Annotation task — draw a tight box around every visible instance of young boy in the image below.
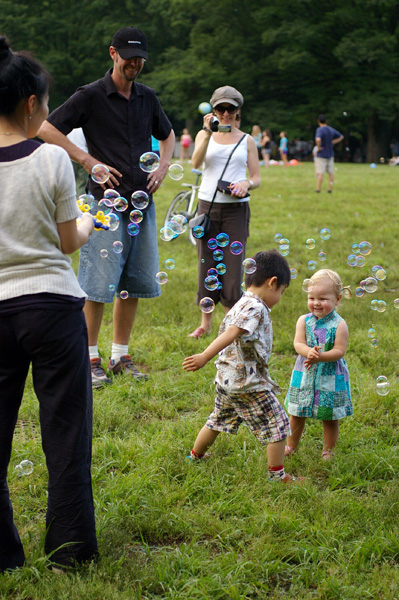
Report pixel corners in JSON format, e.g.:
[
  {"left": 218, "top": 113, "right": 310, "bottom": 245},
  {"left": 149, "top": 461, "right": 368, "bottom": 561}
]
[{"left": 183, "top": 250, "right": 301, "bottom": 483}]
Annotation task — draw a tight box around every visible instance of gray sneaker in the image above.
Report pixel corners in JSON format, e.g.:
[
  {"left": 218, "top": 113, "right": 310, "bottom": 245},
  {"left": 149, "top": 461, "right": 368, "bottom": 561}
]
[
  {"left": 108, "top": 354, "right": 148, "bottom": 381},
  {"left": 90, "top": 358, "right": 112, "bottom": 388}
]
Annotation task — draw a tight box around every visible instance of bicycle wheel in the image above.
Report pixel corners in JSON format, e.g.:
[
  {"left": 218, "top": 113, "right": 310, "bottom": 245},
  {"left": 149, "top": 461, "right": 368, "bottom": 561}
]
[{"left": 164, "top": 191, "right": 191, "bottom": 227}]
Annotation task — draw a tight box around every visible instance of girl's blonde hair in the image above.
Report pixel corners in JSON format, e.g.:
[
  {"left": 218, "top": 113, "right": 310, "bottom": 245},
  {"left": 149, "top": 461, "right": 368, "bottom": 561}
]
[{"left": 310, "top": 269, "right": 351, "bottom": 298}]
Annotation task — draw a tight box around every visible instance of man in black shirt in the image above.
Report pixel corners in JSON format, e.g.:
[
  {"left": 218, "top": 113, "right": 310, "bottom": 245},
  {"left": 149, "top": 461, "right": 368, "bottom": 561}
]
[{"left": 38, "top": 27, "right": 175, "bottom": 387}]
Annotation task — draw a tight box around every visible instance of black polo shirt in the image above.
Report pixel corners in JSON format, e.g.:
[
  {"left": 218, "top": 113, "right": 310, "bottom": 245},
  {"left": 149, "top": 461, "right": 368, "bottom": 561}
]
[{"left": 47, "top": 69, "right": 172, "bottom": 200}]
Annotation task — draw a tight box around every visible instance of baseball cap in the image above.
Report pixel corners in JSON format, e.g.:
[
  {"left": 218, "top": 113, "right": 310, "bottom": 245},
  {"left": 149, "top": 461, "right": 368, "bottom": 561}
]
[
  {"left": 111, "top": 27, "right": 148, "bottom": 60},
  {"left": 210, "top": 86, "right": 244, "bottom": 108}
]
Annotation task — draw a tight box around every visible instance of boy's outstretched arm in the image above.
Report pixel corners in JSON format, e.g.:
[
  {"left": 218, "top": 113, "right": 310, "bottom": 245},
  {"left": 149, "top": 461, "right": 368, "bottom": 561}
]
[{"left": 182, "top": 325, "right": 246, "bottom": 372}]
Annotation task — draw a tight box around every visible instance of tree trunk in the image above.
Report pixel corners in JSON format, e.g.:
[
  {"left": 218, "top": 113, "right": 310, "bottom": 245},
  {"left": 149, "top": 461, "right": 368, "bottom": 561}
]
[{"left": 367, "top": 112, "right": 393, "bottom": 163}]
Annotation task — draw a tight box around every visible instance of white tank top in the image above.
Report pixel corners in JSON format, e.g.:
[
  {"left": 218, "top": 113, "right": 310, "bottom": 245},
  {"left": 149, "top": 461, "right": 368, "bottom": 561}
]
[{"left": 198, "top": 134, "right": 249, "bottom": 204}]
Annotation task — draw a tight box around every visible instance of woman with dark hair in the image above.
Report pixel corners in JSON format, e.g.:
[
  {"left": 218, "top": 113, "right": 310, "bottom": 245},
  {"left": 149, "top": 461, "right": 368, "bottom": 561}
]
[
  {"left": 189, "top": 86, "right": 260, "bottom": 338},
  {"left": 0, "top": 36, "right": 97, "bottom": 571}
]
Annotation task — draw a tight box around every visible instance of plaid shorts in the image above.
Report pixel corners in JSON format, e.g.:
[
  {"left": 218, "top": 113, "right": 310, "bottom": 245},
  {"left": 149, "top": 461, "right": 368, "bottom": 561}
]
[{"left": 206, "top": 386, "right": 291, "bottom": 445}]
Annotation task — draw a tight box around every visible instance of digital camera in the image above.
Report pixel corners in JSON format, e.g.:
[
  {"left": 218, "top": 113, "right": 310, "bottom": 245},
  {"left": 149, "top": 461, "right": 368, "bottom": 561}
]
[{"left": 210, "top": 117, "right": 231, "bottom": 133}]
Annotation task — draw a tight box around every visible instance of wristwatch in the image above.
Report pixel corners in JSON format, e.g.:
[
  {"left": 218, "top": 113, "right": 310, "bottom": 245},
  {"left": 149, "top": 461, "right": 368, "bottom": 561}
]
[{"left": 202, "top": 126, "right": 212, "bottom": 133}]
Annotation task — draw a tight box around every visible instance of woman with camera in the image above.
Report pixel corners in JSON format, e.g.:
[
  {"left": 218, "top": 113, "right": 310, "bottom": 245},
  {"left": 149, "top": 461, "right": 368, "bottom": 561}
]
[{"left": 188, "top": 86, "right": 260, "bottom": 338}]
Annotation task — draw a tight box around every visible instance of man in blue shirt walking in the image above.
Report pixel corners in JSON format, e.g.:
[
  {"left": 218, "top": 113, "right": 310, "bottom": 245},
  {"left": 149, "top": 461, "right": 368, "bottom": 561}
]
[{"left": 315, "top": 115, "right": 343, "bottom": 193}]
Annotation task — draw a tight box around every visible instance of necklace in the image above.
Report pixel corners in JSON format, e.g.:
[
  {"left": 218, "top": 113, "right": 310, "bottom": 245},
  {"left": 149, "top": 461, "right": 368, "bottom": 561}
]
[{"left": 0, "top": 132, "right": 21, "bottom": 136}]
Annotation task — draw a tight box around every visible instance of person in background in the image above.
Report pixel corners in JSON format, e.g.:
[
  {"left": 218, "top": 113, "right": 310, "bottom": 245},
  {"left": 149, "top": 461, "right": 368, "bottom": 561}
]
[
  {"left": 314, "top": 114, "right": 343, "bottom": 193},
  {"left": 279, "top": 131, "right": 288, "bottom": 167},
  {"left": 261, "top": 129, "right": 272, "bottom": 168},
  {"left": 189, "top": 85, "right": 260, "bottom": 338},
  {"left": 0, "top": 35, "right": 97, "bottom": 571},
  {"left": 251, "top": 124, "right": 263, "bottom": 161},
  {"left": 38, "top": 26, "right": 175, "bottom": 388},
  {"left": 179, "top": 128, "right": 192, "bottom": 163}
]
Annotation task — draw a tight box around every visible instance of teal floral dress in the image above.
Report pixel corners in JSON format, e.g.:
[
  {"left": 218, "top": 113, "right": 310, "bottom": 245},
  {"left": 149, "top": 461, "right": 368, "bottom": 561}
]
[{"left": 285, "top": 311, "right": 352, "bottom": 420}]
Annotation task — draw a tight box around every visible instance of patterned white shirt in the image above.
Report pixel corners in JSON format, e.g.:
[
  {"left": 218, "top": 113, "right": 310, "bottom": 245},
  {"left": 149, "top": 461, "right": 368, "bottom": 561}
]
[{"left": 215, "top": 291, "right": 280, "bottom": 394}]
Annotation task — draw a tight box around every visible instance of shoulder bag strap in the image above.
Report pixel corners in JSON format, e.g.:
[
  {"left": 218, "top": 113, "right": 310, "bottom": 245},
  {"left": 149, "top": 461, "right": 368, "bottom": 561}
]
[{"left": 206, "top": 133, "right": 247, "bottom": 217}]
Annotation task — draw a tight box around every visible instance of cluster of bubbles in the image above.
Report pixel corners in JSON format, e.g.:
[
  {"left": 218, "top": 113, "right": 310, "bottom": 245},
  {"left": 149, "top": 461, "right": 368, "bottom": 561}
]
[
  {"left": 347, "top": 240, "right": 372, "bottom": 268},
  {"left": 275, "top": 228, "right": 330, "bottom": 275},
  {"left": 77, "top": 194, "right": 110, "bottom": 231},
  {"left": 160, "top": 214, "right": 188, "bottom": 242},
  {"left": 15, "top": 460, "right": 34, "bottom": 476}
]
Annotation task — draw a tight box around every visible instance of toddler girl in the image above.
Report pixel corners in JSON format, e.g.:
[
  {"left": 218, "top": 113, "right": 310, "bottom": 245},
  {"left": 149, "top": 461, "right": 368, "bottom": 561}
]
[{"left": 285, "top": 269, "right": 352, "bottom": 459}]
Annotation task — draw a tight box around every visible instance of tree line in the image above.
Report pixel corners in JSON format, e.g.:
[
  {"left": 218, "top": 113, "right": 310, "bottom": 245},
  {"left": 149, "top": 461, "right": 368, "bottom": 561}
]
[{"left": 1, "top": 0, "right": 398, "bottom": 160}]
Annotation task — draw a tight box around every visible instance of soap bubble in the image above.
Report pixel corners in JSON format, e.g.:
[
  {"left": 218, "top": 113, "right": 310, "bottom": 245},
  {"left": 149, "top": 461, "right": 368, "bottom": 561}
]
[
  {"left": 367, "top": 328, "right": 376, "bottom": 338},
  {"left": 279, "top": 244, "right": 289, "bottom": 256},
  {"left": 112, "top": 241, "right": 123, "bottom": 254},
  {"left": 243, "top": 258, "right": 256, "bottom": 274},
  {"left": 216, "top": 263, "right": 226, "bottom": 275},
  {"left": 131, "top": 190, "right": 150, "bottom": 210},
  {"left": 318, "top": 251, "right": 326, "bottom": 261},
  {"left": 362, "top": 277, "right": 378, "bottom": 293},
  {"left": 78, "top": 193, "right": 95, "bottom": 207},
  {"left": 15, "top": 460, "right": 34, "bottom": 476},
  {"left": 168, "top": 163, "right": 184, "bottom": 181},
  {"left": 355, "top": 287, "right": 365, "bottom": 297},
  {"left": 204, "top": 275, "right": 219, "bottom": 291},
  {"left": 165, "top": 258, "right": 175, "bottom": 270},
  {"left": 165, "top": 221, "right": 180, "bottom": 238},
  {"left": 230, "top": 241, "right": 244, "bottom": 255},
  {"left": 376, "top": 300, "right": 386, "bottom": 313},
  {"left": 279, "top": 238, "right": 289, "bottom": 246},
  {"left": 129, "top": 209, "right": 143, "bottom": 224},
  {"left": 100, "top": 249, "right": 108, "bottom": 258},
  {"left": 113, "top": 196, "right": 129, "bottom": 212},
  {"left": 241, "top": 282, "right": 246, "bottom": 292},
  {"left": 98, "top": 199, "right": 113, "bottom": 214},
  {"left": 171, "top": 214, "right": 187, "bottom": 234},
  {"left": 91, "top": 164, "right": 110, "bottom": 184},
  {"left": 394, "top": 299, "right": 399, "bottom": 309},
  {"left": 207, "top": 238, "right": 218, "bottom": 250},
  {"left": 342, "top": 288, "right": 352, "bottom": 300},
  {"left": 192, "top": 226, "right": 204, "bottom": 239},
  {"left": 306, "top": 238, "right": 316, "bottom": 250},
  {"left": 207, "top": 268, "right": 218, "bottom": 277},
  {"left": 320, "top": 228, "right": 331, "bottom": 240},
  {"left": 376, "top": 375, "right": 389, "bottom": 396},
  {"left": 160, "top": 226, "right": 175, "bottom": 241},
  {"left": 156, "top": 271, "right": 168, "bottom": 285},
  {"left": 347, "top": 255, "right": 357, "bottom": 267},
  {"left": 371, "top": 338, "right": 379, "bottom": 348},
  {"left": 307, "top": 260, "right": 317, "bottom": 270},
  {"left": 274, "top": 233, "right": 283, "bottom": 243},
  {"left": 356, "top": 256, "right": 366, "bottom": 267},
  {"left": 373, "top": 266, "right": 386, "bottom": 281},
  {"left": 302, "top": 278, "right": 313, "bottom": 293},
  {"left": 370, "top": 299, "right": 379, "bottom": 311},
  {"left": 109, "top": 284, "right": 116, "bottom": 293},
  {"left": 200, "top": 297, "right": 215, "bottom": 313},
  {"left": 127, "top": 223, "right": 140, "bottom": 236},
  {"left": 216, "top": 233, "right": 229, "bottom": 247},
  {"left": 139, "top": 152, "right": 160, "bottom": 173},
  {"left": 290, "top": 268, "right": 297, "bottom": 280},
  {"left": 103, "top": 189, "right": 120, "bottom": 202},
  {"left": 359, "top": 241, "right": 372, "bottom": 256},
  {"left": 198, "top": 102, "right": 212, "bottom": 115},
  {"left": 213, "top": 249, "right": 224, "bottom": 262}
]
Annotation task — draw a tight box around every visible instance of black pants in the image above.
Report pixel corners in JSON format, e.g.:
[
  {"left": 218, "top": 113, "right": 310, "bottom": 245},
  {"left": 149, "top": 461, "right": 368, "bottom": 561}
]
[
  {"left": 0, "top": 306, "right": 97, "bottom": 571},
  {"left": 196, "top": 200, "right": 250, "bottom": 308}
]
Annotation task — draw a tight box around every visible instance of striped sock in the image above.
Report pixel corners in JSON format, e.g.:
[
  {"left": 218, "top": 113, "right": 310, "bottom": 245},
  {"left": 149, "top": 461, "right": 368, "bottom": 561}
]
[{"left": 268, "top": 465, "right": 285, "bottom": 481}]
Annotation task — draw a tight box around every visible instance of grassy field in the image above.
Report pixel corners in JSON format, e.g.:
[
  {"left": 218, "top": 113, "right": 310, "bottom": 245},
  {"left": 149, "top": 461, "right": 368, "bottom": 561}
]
[{"left": 2, "top": 162, "right": 399, "bottom": 599}]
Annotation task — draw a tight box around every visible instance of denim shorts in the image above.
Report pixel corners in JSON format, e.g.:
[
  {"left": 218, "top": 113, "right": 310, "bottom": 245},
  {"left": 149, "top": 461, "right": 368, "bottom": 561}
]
[{"left": 78, "top": 202, "right": 161, "bottom": 302}]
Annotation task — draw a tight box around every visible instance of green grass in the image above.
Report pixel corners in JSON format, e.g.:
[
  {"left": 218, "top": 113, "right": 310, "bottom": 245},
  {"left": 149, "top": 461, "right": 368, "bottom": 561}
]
[{"left": 2, "top": 162, "right": 399, "bottom": 599}]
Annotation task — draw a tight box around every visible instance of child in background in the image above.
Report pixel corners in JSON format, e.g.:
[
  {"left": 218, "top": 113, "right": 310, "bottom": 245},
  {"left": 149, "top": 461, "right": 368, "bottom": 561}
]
[
  {"left": 285, "top": 269, "right": 352, "bottom": 460},
  {"left": 179, "top": 128, "right": 192, "bottom": 163},
  {"left": 183, "top": 250, "right": 302, "bottom": 484},
  {"left": 279, "top": 131, "right": 288, "bottom": 167}
]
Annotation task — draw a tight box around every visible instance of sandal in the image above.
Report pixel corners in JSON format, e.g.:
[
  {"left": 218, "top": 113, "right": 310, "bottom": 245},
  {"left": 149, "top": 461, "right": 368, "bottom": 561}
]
[
  {"left": 188, "top": 327, "right": 207, "bottom": 338},
  {"left": 321, "top": 450, "right": 333, "bottom": 461}
]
